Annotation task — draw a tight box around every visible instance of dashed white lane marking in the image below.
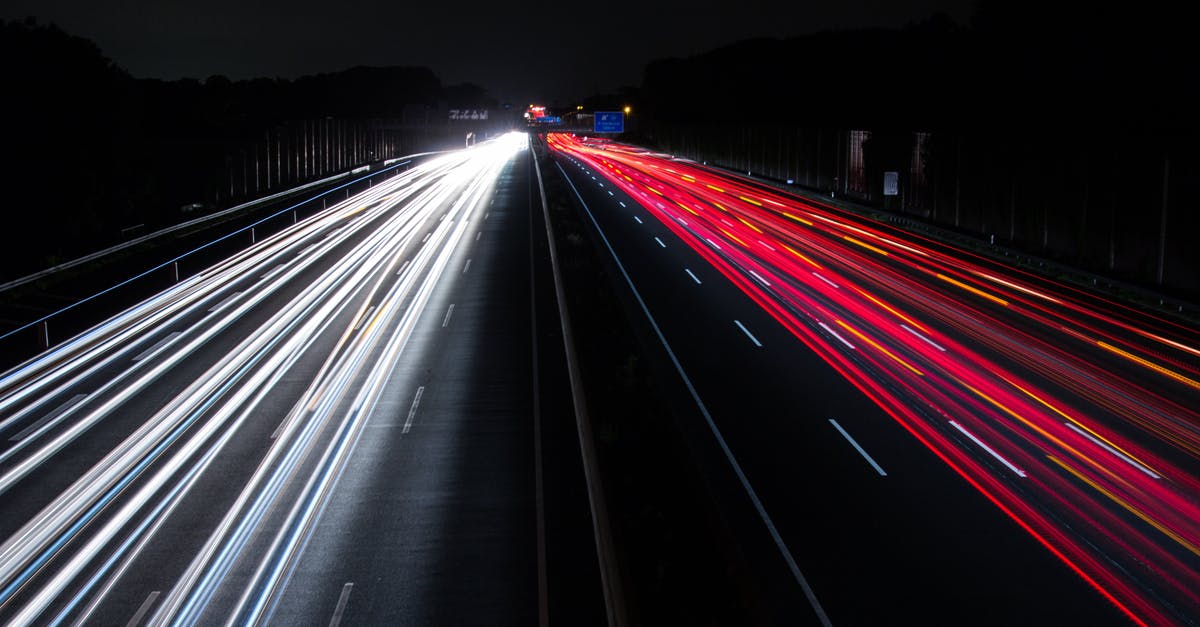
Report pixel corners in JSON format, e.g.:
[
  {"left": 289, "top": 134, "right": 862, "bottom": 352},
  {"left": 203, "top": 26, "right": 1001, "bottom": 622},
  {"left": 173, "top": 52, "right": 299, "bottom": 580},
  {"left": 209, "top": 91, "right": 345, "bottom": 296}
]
[
  {"left": 734, "top": 320, "right": 762, "bottom": 347},
  {"left": 403, "top": 387, "right": 425, "bottom": 434}
]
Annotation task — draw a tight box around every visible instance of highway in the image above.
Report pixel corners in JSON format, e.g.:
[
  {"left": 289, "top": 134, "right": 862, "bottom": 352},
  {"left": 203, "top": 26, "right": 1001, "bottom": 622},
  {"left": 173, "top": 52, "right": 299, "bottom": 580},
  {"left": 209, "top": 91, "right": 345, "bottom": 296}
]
[
  {"left": 0, "top": 133, "right": 545, "bottom": 625},
  {"left": 546, "top": 132, "right": 1200, "bottom": 626}
]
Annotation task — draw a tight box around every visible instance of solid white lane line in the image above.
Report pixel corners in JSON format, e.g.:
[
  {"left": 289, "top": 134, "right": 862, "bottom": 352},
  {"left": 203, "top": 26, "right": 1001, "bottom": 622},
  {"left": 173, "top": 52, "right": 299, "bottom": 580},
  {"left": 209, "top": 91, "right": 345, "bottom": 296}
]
[
  {"left": 1064, "top": 422, "right": 1161, "bottom": 479},
  {"left": 734, "top": 320, "right": 762, "bottom": 347},
  {"left": 463, "top": 259, "right": 472, "bottom": 274},
  {"left": 125, "top": 590, "right": 160, "bottom": 627},
  {"left": 132, "top": 332, "right": 182, "bottom": 362},
  {"left": 207, "top": 292, "right": 243, "bottom": 312},
  {"left": 900, "top": 324, "right": 946, "bottom": 351},
  {"left": 353, "top": 306, "right": 376, "bottom": 331},
  {"left": 442, "top": 304, "right": 456, "bottom": 328},
  {"left": 812, "top": 272, "right": 840, "bottom": 289},
  {"left": 556, "top": 163, "right": 831, "bottom": 626},
  {"left": 685, "top": 269, "right": 702, "bottom": 284},
  {"left": 403, "top": 387, "right": 425, "bottom": 434},
  {"left": 949, "top": 420, "right": 1027, "bottom": 478},
  {"left": 818, "top": 322, "right": 855, "bottom": 349},
  {"left": 9, "top": 394, "right": 87, "bottom": 442},
  {"left": 654, "top": 237, "right": 666, "bottom": 248},
  {"left": 328, "top": 582, "right": 353, "bottom": 627},
  {"left": 633, "top": 216, "right": 643, "bottom": 224},
  {"left": 829, "top": 419, "right": 887, "bottom": 476}
]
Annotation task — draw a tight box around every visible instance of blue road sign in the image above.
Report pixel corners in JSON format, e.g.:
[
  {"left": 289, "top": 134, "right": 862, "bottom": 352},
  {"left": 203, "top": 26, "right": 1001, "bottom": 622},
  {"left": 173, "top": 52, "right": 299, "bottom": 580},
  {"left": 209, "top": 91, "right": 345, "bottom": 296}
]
[{"left": 594, "top": 111, "right": 624, "bottom": 133}]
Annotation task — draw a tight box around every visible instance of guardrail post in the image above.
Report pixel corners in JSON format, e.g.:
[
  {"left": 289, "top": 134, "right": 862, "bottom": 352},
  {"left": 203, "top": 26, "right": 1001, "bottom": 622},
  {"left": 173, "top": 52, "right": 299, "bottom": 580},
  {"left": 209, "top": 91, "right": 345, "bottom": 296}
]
[
  {"left": 173, "top": 261, "right": 180, "bottom": 283},
  {"left": 251, "top": 227, "right": 256, "bottom": 244},
  {"left": 39, "top": 321, "right": 49, "bottom": 350}
]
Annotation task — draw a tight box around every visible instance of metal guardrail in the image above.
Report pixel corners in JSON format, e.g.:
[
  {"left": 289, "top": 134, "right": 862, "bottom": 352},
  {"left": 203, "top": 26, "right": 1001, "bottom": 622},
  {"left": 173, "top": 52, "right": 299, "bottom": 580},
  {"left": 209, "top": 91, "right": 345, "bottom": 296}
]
[
  {"left": 0, "top": 151, "right": 448, "bottom": 349},
  {"left": 1, "top": 171, "right": 351, "bottom": 295},
  {"left": 530, "top": 138, "right": 628, "bottom": 627}
]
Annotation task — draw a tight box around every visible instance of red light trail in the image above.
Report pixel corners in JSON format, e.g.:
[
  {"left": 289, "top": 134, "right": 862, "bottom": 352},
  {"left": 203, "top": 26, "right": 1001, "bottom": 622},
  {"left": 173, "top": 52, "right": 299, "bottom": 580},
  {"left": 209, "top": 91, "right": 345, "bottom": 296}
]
[{"left": 548, "top": 132, "right": 1200, "bottom": 626}]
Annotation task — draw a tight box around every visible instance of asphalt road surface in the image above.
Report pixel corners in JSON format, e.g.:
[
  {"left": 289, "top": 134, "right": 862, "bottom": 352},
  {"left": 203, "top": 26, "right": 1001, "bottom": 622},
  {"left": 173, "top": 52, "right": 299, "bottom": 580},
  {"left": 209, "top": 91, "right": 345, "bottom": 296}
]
[
  {"left": 0, "top": 133, "right": 559, "bottom": 625},
  {"left": 547, "top": 132, "right": 1200, "bottom": 626}
]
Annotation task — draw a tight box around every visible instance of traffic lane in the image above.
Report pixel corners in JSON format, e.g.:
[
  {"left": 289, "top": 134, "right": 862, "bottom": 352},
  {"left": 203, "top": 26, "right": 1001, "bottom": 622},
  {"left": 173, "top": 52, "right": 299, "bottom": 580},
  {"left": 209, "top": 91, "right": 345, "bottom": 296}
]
[
  {"left": 0, "top": 168, "right": 420, "bottom": 449},
  {"left": 0, "top": 166, "right": 423, "bottom": 414},
  {"left": 266, "top": 155, "right": 537, "bottom": 626},
  {"left": 0, "top": 154, "right": 500, "bottom": 623},
  {"left": 555, "top": 154, "right": 1127, "bottom": 625},
  {"left": 787, "top": 232, "right": 1200, "bottom": 470},
  {"left": 149, "top": 151, "right": 516, "bottom": 623},
  {"left": 0, "top": 173, "right": 451, "bottom": 545},
  {"left": 711, "top": 166, "right": 1200, "bottom": 365},
  {"left": 592, "top": 148, "right": 1200, "bottom": 464},
  {"left": 577, "top": 139, "right": 1199, "bottom": 431},
  {"left": 573, "top": 147, "right": 1200, "bottom": 620},
  {"left": 558, "top": 140, "right": 1200, "bottom": 620}
]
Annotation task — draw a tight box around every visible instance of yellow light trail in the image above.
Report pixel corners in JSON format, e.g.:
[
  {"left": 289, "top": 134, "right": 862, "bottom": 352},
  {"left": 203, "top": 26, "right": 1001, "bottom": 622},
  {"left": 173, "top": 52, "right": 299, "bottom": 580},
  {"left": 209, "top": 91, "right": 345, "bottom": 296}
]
[
  {"left": 737, "top": 216, "right": 764, "bottom": 234},
  {"left": 738, "top": 195, "right": 763, "bottom": 207},
  {"left": 781, "top": 244, "right": 821, "bottom": 268},
  {"left": 1000, "top": 375, "right": 1161, "bottom": 477},
  {"left": 1048, "top": 455, "right": 1200, "bottom": 559},
  {"left": 1097, "top": 341, "right": 1200, "bottom": 391},
  {"left": 835, "top": 320, "right": 924, "bottom": 376},
  {"left": 782, "top": 212, "right": 813, "bottom": 226},
  {"left": 718, "top": 228, "right": 748, "bottom": 248},
  {"left": 851, "top": 286, "right": 928, "bottom": 333},
  {"left": 937, "top": 273, "right": 1010, "bottom": 307},
  {"left": 844, "top": 235, "right": 889, "bottom": 256}
]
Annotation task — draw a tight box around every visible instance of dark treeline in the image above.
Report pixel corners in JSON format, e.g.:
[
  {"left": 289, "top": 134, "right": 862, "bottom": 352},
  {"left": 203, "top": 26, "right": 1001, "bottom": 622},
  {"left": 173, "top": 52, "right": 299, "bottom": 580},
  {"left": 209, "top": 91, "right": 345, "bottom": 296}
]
[
  {"left": 632, "top": 2, "right": 1200, "bottom": 298},
  {"left": 639, "top": 2, "right": 1195, "bottom": 134},
  {"left": 0, "top": 18, "right": 494, "bottom": 281}
]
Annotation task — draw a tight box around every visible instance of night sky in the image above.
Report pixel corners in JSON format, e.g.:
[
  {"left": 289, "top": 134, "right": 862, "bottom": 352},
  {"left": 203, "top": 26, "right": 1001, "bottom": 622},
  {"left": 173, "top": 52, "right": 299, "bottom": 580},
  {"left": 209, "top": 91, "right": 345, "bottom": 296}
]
[{"left": 1, "top": 0, "right": 976, "bottom": 105}]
